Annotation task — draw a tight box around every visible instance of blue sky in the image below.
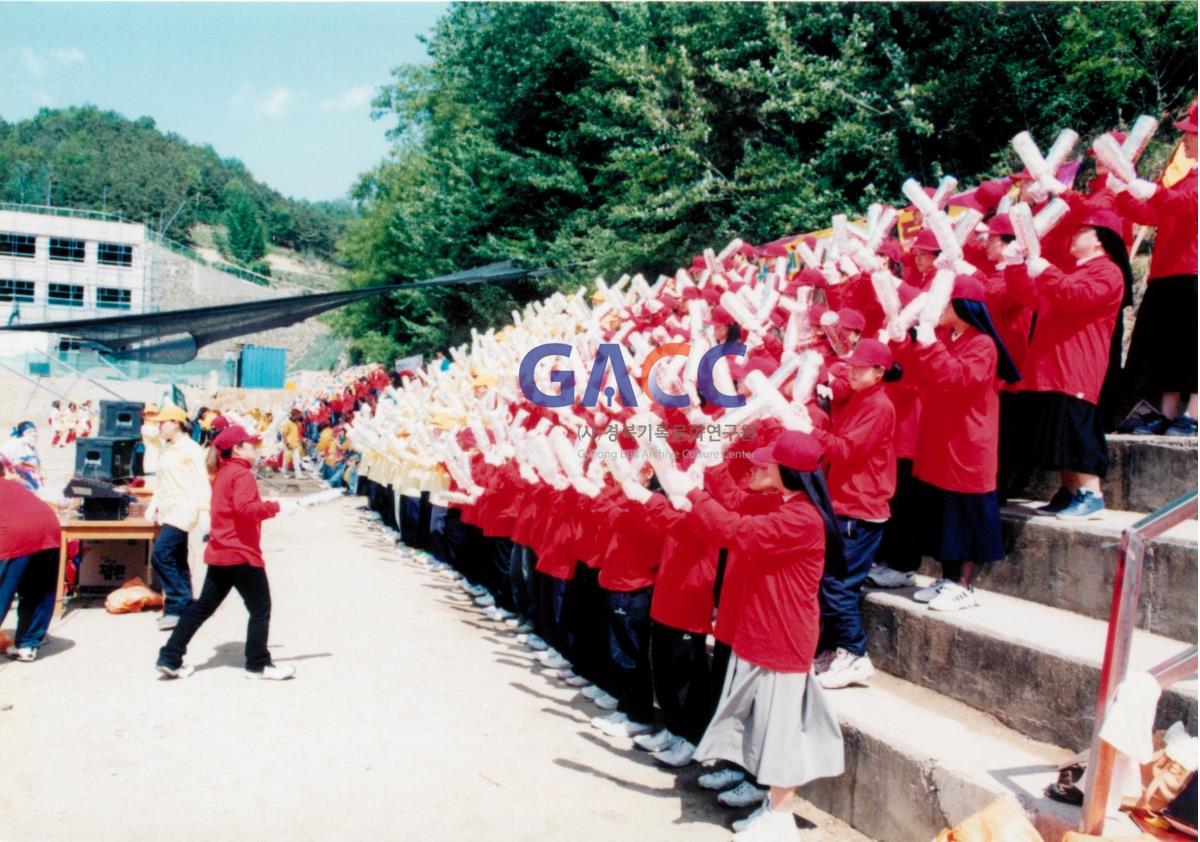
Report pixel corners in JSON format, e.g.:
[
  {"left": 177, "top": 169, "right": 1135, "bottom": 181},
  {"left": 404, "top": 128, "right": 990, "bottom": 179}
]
[{"left": 0, "top": 2, "right": 449, "bottom": 201}]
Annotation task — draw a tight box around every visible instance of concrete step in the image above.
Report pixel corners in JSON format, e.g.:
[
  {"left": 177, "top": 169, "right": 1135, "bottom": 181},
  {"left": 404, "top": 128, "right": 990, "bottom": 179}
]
[
  {"left": 800, "top": 671, "right": 1078, "bottom": 842},
  {"left": 1013, "top": 434, "right": 1196, "bottom": 513},
  {"left": 861, "top": 580, "right": 1197, "bottom": 751},
  {"left": 917, "top": 504, "right": 1198, "bottom": 641}
]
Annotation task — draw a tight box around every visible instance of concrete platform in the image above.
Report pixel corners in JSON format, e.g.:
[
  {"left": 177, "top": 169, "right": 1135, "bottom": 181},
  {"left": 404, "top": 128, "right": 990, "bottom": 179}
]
[
  {"left": 917, "top": 505, "right": 1199, "bottom": 640},
  {"left": 861, "top": 580, "right": 1197, "bottom": 750},
  {"left": 1014, "top": 434, "right": 1197, "bottom": 513},
  {"left": 801, "top": 672, "right": 1077, "bottom": 842}
]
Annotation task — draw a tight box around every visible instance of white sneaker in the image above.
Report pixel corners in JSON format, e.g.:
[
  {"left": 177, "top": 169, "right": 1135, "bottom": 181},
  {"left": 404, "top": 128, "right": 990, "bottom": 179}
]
[
  {"left": 473, "top": 593, "right": 496, "bottom": 607},
  {"left": 913, "top": 577, "right": 950, "bottom": 603},
  {"left": 462, "top": 582, "right": 487, "bottom": 597},
  {"left": 9, "top": 646, "right": 37, "bottom": 662},
  {"left": 653, "top": 738, "right": 696, "bottom": 767},
  {"left": 593, "top": 691, "right": 620, "bottom": 710},
  {"left": 604, "top": 717, "right": 652, "bottom": 738},
  {"left": 718, "top": 780, "right": 767, "bottom": 808},
  {"left": 817, "top": 650, "right": 875, "bottom": 689},
  {"left": 580, "top": 684, "right": 604, "bottom": 701},
  {"left": 514, "top": 620, "right": 534, "bottom": 634},
  {"left": 539, "top": 651, "right": 571, "bottom": 670},
  {"left": 555, "top": 668, "right": 577, "bottom": 681},
  {"left": 523, "top": 635, "right": 549, "bottom": 652},
  {"left": 928, "top": 582, "right": 978, "bottom": 612},
  {"left": 812, "top": 649, "right": 837, "bottom": 674},
  {"left": 246, "top": 664, "right": 296, "bottom": 680},
  {"left": 866, "top": 564, "right": 916, "bottom": 588},
  {"left": 156, "top": 663, "right": 194, "bottom": 679},
  {"left": 732, "top": 795, "right": 770, "bottom": 832},
  {"left": 564, "top": 674, "right": 592, "bottom": 688},
  {"left": 591, "top": 711, "right": 627, "bottom": 730},
  {"left": 634, "top": 728, "right": 677, "bottom": 753},
  {"left": 698, "top": 767, "right": 746, "bottom": 791},
  {"left": 732, "top": 806, "right": 796, "bottom": 840}
]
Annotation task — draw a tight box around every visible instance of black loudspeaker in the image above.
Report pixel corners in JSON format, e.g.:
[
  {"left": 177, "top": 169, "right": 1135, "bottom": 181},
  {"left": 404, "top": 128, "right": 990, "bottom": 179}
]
[
  {"left": 74, "top": 437, "right": 139, "bottom": 482},
  {"left": 99, "top": 401, "right": 145, "bottom": 438}
]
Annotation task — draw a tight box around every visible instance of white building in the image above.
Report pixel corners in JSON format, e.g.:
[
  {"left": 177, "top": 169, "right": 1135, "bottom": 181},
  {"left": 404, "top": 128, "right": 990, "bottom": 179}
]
[{"left": 0, "top": 207, "right": 149, "bottom": 355}]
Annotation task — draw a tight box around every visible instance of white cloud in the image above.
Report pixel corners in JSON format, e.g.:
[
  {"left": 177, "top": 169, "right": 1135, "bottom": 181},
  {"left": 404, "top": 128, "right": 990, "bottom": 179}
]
[
  {"left": 319, "top": 85, "right": 374, "bottom": 112},
  {"left": 17, "top": 46, "right": 86, "bottom": 77},
  {"left": 255, "top": 86, "right": 294, "bottom": 118},
  {"left": 48, "top": 47, "right": 86, "bottom": 66},
  {"left": 19, "top": 47, "right": 44, "bottom": 77}
]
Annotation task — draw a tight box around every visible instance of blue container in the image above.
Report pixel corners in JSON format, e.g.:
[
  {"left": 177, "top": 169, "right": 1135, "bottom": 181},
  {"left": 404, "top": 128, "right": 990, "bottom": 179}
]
[{"left": 238, "top": 345, "right": 287, "bottom": 389}]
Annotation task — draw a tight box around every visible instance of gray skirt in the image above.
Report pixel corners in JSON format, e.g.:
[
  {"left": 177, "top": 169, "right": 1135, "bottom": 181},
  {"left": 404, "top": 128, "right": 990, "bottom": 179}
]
[{"left": 694, "top": 654, "right": 845, "bottom": 788}]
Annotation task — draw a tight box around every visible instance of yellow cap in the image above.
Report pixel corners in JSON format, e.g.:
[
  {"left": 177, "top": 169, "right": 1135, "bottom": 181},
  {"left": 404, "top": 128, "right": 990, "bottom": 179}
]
[{"left": 147, "top": 404, "right": 188, "bottom": 423}]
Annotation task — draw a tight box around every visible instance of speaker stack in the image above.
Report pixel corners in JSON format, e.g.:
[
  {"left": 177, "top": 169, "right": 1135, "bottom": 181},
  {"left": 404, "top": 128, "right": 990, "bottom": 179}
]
[{"left": 73, "top": 400, "right": 145, "bottom": 482}]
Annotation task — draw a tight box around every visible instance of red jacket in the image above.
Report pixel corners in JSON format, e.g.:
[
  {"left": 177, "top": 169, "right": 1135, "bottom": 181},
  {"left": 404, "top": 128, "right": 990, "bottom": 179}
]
[
  {"left": 1116, "top": 168, "right": 1198, "bottom": 281},
  {"left": 596, "top": 490, "right": 662, "bottom": 591},
  {"left": 905, "top": 328, "right": 1001, "bottom": 494},
  {"left": 686, "top": 485, "right": 826, "bottom": 673},
  {"left": 205, "top": 457, "right": 279, "bottom": 567},
  {"left": 0, "top": 480, "right": 60, "bottom": 560},
  {"left": 636, "top": 494, "right": 721, "bottom": 635},
  {"left": 813, "top": 384, "right": 896, "bottom": 521},
  {"left": 1005, "top": 256, "right": 1123, "bottom": 406},
  {"left": 983, "top": 268, "right": 1034, "bottom": 395}
]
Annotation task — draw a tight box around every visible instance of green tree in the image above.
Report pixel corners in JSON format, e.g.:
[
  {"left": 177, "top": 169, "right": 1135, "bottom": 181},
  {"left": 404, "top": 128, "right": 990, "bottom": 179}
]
[
  {"left": 223, "top": 188, "right": 267, "bottom": 265},
  {"left": 332, "top": 1, "right": 1196, "bottom": 363}
]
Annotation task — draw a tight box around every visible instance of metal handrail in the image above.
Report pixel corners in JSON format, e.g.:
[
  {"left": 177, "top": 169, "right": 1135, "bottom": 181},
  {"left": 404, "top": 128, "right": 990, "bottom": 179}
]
[
  {"left": 1079, "top": 489, "right": 1199, "bottom": 834},
  {"left": 1, "top": 201, "right": 324, "bottom": 293}
]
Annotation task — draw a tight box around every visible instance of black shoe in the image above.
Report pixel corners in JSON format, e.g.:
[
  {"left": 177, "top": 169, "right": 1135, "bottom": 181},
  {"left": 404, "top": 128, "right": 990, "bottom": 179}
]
[
  {"left": 1034, "top": 486, "right": 1073, "bottom": 516},
  {"left": 1164, "top": 415, "right": 1198, "bottom": 437}
]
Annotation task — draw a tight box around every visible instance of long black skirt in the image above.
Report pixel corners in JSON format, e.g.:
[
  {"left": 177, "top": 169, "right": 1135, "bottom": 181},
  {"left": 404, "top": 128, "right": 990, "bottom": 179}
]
[
  {"left": 914, "top": 478, "right": 1004, "bottom": 564},
  {"left": 1124, "top": 274, "right": 1198, "bottom": 396},
  {"left": 1015, "top": 390, "right": 1110, "bottom": 478}
]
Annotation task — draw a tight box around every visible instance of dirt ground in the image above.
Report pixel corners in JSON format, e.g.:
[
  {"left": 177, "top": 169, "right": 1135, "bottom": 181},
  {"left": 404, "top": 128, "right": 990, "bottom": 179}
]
[{"left": 0, "top": 463, "right": 869, "bottom": 842}]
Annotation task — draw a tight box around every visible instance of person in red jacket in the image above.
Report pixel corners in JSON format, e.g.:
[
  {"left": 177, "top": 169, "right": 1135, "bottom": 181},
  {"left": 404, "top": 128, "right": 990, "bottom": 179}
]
[
  {"left": 1117, "top": 100, "right": 1199, "bottom": 436},
  {"left": 1003, "top": 211, "right": 1130, "bottom": 520},
  {"left": 810, "top": 339, "right": 897, "bottom": 690},
  {"left": 683, "top": 431, "right": 844, "bottom": 840},
  {"left": 898, "top": 275, "right": 1021, "bottom": 612},
  {"left": 156, "top": 425, "right": 295, "bottom": 680},
  {"left": 0, "top": 466, "right": 60, "bottom": 662}
]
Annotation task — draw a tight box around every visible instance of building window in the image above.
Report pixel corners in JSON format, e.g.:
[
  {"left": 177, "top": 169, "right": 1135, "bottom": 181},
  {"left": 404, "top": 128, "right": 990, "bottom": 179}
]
[
  {"left": 96, "top": 287, "right": 132, "bottom": 310},
  {"left": 48, "top": 283, "right": 84, "bottom": 307},
  {"left": 0, "top": 279, "right": 35, "bottom": 302},
  {"left": 0, "top": 232, "right": 37, "bottom": 258},
  {"left": 97, "top": 242, "right": 134, "bottom": 267},
  {"left": 58, "top": 337, "right": 86, "bottom": 352},
  {"left": 49, "top": 238, "right": 86, "bottom": 262}
]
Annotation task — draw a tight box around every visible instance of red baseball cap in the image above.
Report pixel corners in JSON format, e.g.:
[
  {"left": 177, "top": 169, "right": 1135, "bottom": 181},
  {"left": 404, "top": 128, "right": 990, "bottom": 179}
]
[
  {"left": 878, "top": 239, "right": 905, "bottom": 263},
  {"left": 951, "top": 274, "right": 987, "bottom": 302},
  {"left": 1174, "top": 100, "right": 1198, "bottom": 133},
  {"left": 836, "top": 308, "right": 866, "bottom": 332},
  {"left": 911, "top": 228, "right": 941, "bottom": 253},
  {"left": 844, "top": 338, "right": 893, "bottom": 368},
  {"left": 711, "top": 305, "right": 735, "bottom": 326},
  {"left": 897, "top": 282, "right": 922, "bottom": 309},
  {"left": 731, "top": 355, "right": 779, "bottom": 381},
  {"left": 949, "top": 178, "right": 1012, "bottom": 214},
  {"left": 1011, "top": 168, "right": 1033, "bottom": 182},
  {"left": 987, "top": 214, "right": 1015, "bottom": 237},
  {"left": 1079, "top": 209, "right": 1123, "bottom": 236},
  {"left": 213, "top": 424, "right": 261, "bottom": 450},
  {"left": 808, "top": 304, "right": 828, "bottom": 327},
  {"left": 795, "top": 268, "right": 827, "bottom": 288},
  {"left": 749, "top": 430, "right": 825, "bottom": 472},
  {"left": 210, "top": 415, "right": 230, "bottom": 433}
]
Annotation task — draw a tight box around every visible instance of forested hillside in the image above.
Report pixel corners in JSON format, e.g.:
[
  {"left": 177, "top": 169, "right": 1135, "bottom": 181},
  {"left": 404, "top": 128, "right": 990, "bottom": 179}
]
[
  {"left": 0, "top": 106, "right": 352, "bottom": 264},
  {"left": 333, "top": 1, "right": 1196, "bottom": 363}
]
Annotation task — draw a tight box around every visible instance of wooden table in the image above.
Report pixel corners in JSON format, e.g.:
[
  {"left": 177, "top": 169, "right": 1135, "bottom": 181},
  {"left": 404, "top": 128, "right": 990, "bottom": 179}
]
[{"left": 56, "top": 513, "right": 158, "bottom": 618}]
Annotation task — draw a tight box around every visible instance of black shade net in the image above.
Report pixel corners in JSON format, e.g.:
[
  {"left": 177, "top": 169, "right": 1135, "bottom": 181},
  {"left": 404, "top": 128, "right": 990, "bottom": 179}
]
[{"left": 0, "top": 261, "right": 535, "bottom": 363}]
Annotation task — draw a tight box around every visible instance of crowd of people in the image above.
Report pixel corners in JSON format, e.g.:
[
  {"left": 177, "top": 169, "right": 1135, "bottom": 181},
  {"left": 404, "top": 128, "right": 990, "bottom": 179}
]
[{"left": 0, "top": 103, "right": 1195, "bottom": 841}]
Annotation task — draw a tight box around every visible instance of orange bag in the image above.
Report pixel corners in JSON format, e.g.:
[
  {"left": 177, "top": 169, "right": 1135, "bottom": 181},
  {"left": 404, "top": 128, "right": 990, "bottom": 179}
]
[
  {"left": 104, "top": 577, "right": 165, "bottom": 614},
  {"left": 0, "top": 631, "right": 12, "bottom": 653}
]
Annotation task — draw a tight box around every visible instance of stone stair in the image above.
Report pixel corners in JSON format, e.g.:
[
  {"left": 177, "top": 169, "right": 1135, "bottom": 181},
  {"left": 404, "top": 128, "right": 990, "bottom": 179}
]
[{"left": 800, "top": 435, "right": 1198, "bottom": 841}]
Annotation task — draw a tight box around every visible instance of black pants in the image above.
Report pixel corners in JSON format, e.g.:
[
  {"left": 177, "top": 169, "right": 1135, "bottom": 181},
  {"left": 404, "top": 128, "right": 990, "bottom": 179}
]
[
  {"left": 877, "top": 458, "right": 924, "bottom": 573},
  {"left": 649, "top": 621, "right": 711, "bottom": 744},
  {"left": 606, "top": 586, "right": 654, "bottom": 725},
  {"left": 565, "top": 564, "right": 608, "bottom": 688},
  {"left": 158, "top": 564, "right": 273, "bottom": 672}
]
